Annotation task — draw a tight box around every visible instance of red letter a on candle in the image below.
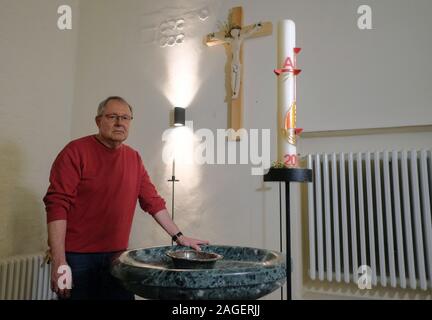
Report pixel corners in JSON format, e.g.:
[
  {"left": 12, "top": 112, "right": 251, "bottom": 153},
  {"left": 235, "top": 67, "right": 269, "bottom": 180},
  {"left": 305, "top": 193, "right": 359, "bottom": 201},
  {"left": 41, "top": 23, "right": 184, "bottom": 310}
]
[{"left": 283, "top": 57, "right": 294, "bottom": 70}]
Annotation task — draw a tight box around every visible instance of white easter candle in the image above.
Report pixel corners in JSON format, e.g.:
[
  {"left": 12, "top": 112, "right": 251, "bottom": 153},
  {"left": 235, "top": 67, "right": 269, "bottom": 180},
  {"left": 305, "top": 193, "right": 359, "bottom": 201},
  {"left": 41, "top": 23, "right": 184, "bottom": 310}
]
[{"left": 277, "top": 20, "right": 297, "bottom": 167}]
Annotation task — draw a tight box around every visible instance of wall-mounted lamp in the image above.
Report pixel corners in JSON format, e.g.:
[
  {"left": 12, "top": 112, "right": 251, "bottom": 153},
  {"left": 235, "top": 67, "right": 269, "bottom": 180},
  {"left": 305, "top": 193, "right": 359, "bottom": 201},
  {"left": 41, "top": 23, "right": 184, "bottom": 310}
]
[{"left": 174, "top": 107, "right": 185, "bottom": 127}]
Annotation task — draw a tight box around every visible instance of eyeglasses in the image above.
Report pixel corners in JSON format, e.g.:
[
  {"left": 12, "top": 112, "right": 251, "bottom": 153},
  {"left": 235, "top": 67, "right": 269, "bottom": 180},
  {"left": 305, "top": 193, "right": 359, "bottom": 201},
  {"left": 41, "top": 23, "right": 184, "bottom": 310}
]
[{"left": 102, "top": 114, "right": 133, "bottom": 122}]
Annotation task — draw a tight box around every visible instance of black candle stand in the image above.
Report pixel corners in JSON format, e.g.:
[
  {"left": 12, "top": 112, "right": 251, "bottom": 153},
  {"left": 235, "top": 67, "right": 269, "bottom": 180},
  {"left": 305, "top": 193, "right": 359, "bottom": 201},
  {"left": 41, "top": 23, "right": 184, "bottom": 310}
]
[{"left": 263, "top": 167, "right": 313, "bottom": 300}]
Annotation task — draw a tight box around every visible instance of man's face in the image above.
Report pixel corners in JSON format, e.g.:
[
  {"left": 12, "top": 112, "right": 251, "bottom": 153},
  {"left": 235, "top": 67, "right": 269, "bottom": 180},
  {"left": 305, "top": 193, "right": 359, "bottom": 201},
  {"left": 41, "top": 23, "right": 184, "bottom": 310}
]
[{"left": 96, "top": 99, "right": 132, "bottom": 144}]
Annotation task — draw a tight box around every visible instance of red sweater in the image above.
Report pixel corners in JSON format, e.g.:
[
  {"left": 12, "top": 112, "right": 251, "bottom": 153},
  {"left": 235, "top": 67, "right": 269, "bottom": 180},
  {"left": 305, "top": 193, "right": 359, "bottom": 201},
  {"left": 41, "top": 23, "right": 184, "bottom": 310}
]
[{"left": 43, "top": 135, "right": 166, "bottom": 253}]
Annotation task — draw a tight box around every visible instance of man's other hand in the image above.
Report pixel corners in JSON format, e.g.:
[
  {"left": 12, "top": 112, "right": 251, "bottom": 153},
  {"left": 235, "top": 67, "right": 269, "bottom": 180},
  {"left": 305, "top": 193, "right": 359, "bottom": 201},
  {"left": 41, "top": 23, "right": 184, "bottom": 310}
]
[
  {"left": 50, "top": 259, "right": 72, "bottom": 299},
  {"left": 176, "top": 236, "right": 209, "bottom": 251}
]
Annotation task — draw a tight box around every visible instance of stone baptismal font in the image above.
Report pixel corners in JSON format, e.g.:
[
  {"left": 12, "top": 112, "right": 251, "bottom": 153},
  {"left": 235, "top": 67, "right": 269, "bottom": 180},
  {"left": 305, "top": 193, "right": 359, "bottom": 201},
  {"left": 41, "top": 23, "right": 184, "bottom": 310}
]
[{"left": 111, "top": 245, "right": 286, "bottom": 300}]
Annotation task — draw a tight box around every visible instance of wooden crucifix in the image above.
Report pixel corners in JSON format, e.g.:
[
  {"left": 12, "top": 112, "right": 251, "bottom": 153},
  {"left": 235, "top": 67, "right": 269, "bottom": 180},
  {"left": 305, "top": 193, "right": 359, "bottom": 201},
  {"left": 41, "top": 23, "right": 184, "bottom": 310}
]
[{"left": 205, "top": 7, "right": 272, "bottom": 140}]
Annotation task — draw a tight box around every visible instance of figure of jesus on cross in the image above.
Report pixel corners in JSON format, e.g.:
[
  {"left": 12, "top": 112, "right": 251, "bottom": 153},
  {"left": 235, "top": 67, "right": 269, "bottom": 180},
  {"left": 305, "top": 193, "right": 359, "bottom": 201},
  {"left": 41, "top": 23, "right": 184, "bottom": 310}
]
[
  {"left": 213, "top": 23, "right": 263, "bottom": 99},
  {"left": 205, "top": 7, "right": 272, "bottom": 138}
]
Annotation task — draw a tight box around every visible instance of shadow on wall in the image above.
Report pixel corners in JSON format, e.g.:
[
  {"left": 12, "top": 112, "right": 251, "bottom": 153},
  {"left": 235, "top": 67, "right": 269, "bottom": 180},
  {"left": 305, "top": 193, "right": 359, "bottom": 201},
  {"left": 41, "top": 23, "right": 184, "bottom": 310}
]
[{"left": 0, "top": 142, "right": 46, "bottom": 259}]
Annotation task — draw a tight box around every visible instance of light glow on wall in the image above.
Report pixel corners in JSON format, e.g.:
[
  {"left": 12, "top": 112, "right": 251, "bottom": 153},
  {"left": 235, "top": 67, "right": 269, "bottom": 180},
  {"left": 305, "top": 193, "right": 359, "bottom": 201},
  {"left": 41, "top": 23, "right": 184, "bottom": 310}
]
[
  {"left": 163, "top": 45, "right": 201, "bottom": 109},
  {"left": 161, "top": 34, "right": 204, "bottom": 191},
  {"left": 162, "top": 123, "right": 201, "bottom": 188}
]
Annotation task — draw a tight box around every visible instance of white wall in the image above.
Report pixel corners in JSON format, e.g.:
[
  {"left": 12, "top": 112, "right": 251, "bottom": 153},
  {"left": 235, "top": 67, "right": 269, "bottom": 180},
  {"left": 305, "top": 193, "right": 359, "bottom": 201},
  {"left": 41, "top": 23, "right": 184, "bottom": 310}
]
[
  {"left": 1, "top": 0, "right": 431, "bottom": 300},
  {"left": 0, "top": 0, "right": 79, "bottom": 258}
]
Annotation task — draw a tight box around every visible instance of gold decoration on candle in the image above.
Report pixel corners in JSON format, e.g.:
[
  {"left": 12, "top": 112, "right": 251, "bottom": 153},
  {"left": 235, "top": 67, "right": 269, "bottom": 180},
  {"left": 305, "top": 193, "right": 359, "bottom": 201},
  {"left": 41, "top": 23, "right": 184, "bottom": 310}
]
[
  {"left": 284, "top": 102, "right": 296, "bottom": 130},
  {"left": 287, "top": 131, "right": 296, "bottom": 145},
  {"left": 281, "top": 101, "right": 297, "bottom": 145}
]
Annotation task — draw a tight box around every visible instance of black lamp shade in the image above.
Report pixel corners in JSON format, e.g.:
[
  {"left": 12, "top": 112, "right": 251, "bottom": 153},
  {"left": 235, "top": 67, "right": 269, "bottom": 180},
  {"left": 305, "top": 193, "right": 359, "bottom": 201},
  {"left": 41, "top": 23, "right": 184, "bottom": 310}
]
[{"left": 174, "top": 107, "right": 185, "bottom": 126}]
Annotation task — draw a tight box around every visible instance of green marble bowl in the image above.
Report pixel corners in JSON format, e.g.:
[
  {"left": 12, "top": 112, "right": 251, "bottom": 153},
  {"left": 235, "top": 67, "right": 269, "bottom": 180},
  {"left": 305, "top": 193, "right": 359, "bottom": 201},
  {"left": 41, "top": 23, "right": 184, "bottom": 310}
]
[
  {"left": 111, "top": 245, "right": 286, "bottom": 300},
  {"left": 166, "top": 250, "right": 223, "bottom": 269}
]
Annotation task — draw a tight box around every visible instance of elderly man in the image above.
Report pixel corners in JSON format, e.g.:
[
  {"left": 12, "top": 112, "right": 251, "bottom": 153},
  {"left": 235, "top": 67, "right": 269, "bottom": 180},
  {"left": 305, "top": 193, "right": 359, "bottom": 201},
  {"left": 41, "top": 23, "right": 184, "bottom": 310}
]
[{"left": 43, "top": 96, "right": 208, "bottom": 300}]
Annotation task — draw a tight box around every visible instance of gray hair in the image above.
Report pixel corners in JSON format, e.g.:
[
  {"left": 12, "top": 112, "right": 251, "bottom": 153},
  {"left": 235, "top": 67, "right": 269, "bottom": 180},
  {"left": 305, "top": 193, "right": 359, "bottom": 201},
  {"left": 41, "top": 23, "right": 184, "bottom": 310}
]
[{"left": 97, "top": 96, "right": 133, "bottom": 117}]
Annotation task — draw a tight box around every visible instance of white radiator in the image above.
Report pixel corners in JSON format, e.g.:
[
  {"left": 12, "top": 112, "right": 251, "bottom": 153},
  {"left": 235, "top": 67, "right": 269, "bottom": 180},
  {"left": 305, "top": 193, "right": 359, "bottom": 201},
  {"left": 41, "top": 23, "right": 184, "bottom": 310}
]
[
  {"left": 0, "top": 253, "right": 55, "bottom": 300},
  {"left": 307, "top": 150, "right": 432, "bottom": 290}
]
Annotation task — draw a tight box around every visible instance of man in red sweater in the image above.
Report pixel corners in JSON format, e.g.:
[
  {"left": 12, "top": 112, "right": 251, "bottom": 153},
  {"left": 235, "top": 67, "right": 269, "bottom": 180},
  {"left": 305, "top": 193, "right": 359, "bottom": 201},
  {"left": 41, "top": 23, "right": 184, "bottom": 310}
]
[{"left": 43, "top": 96, "right": 208, "bottom": 300}]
